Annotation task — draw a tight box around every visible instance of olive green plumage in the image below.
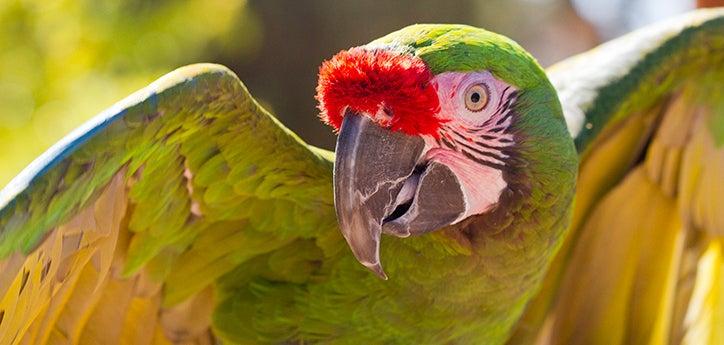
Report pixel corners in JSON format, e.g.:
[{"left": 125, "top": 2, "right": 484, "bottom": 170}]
[
  {"left": 0, "top": 8, "right": 722, "bottom": 345},
  {"left": 370, "top": 24, "right": 549, "bottom": 89}
]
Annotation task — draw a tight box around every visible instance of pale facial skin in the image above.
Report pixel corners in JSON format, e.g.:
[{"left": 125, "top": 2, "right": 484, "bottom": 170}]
[
  {"left": 373, "top": 71, "right": 518, "bottom": 229},
  {"left": 334, "top": 67, "right": 520, "bottom": 277}
]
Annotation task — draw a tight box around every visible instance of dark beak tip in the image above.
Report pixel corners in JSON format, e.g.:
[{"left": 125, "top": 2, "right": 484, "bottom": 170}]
[{"left": 365, "top": 262, "right": 388, "bottom": 280}]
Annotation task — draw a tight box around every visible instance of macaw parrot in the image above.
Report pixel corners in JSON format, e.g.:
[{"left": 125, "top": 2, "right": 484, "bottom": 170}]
[{"left": 0, "top": 8, "right": 721, "bottom": 345}]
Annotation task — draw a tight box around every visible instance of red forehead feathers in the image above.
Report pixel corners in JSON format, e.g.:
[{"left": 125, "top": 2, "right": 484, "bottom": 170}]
[{"left": 316, "top": 47, "right": 442, "bottom": 136}]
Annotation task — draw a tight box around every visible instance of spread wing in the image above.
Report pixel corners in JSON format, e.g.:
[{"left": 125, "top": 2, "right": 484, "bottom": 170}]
[
  {"left": 0, "top": 64, "right": 337, "bottom": 344},
  {"left": 511, "top": 9, "right": 724, "bottom": 345}
]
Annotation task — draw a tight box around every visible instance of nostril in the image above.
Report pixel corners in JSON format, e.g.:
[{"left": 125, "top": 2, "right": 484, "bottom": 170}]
[
  {"left": 382, "top": 106, "right": 393, "bottom": 118},
  {"left": 373, "top": 105, "right": 394, "bottom": 124}
]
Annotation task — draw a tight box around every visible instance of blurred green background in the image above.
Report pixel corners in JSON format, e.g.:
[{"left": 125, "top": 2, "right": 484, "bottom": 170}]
[{"left": 0, "top": 0, "right": 700, "bottom": 186}]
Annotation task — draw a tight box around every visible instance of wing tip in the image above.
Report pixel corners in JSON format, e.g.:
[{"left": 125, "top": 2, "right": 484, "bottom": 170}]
[
  {"left": 0, "top": 63, "right": 240, "bottom": 217},
  {"left": 148, "top": 63, "right": 240, "bottom": 94}
]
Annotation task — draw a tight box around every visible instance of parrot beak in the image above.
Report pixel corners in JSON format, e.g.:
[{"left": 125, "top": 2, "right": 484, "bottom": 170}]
[
  {"left": 333, "top": 110, "right": 466, "bottom": 279},
  {"left": 334, "top": 112, "right": 424, "bottom": 279}
]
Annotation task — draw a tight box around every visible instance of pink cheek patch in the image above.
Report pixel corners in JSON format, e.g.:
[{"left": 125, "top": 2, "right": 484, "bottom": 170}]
[{"left": 315, "top": 47, "right": 443, "bottom": 137}]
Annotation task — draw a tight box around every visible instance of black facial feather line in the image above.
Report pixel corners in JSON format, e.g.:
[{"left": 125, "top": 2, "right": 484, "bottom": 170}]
[{"left": 443, "top": 89, "right": 518, "bottom": 170}]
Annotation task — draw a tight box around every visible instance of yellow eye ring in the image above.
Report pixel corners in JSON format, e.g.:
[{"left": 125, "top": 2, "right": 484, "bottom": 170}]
[{"left": 464, "top": 83, "right": 489, "bottom": 112}]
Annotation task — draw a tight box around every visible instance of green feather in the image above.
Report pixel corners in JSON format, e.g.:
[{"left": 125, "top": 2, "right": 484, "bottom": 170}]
[{"left": 0, "top": 9, "right": 722, "bottom": 345}]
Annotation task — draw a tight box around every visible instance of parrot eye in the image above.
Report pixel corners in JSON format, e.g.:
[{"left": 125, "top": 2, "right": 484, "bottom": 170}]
[{"left": 464, "top": 83, "right": 489, "bottom": 112}]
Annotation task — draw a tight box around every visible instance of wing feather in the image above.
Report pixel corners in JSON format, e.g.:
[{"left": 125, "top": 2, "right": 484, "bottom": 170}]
[
  {"left": 510, "top": 9, "right": 724, "bottom": 345},
  {"left": 0, "top": 64, "right": 335, "bottom": 343}
]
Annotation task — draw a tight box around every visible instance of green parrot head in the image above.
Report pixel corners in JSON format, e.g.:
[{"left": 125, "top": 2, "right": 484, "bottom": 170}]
[{"left": 316, "top": 25, "right": 578, "bottom": 278}]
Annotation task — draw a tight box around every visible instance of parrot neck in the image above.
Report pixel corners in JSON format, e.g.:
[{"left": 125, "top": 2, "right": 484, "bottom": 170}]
[
  {"left": 430, "top": 95, "right": 578, "bottom": 341},
  {"left": 368, "top": 90, "right": 578, "bottom": 343},
  {"left": 374, "top": 149, "right": 576, "bottom": 343},
  {"left": 436, "top": 151, "right": 575, "bottom": 342}
]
